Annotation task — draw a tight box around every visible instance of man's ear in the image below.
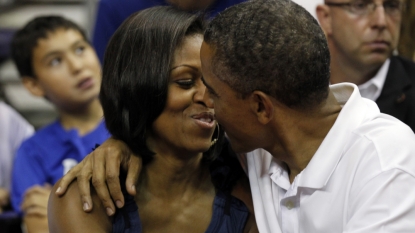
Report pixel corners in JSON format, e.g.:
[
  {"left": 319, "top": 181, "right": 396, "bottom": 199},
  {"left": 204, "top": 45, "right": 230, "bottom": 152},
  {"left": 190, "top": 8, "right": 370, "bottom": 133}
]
[
  {"left": 22, "top": 76, "right": 45, "bottom": 97},
  {"left": 249, "top": 91, "right": 274, "bottom": 125},
  {"left": 316, "top": 4, "right": 332, "bottom": 36}
]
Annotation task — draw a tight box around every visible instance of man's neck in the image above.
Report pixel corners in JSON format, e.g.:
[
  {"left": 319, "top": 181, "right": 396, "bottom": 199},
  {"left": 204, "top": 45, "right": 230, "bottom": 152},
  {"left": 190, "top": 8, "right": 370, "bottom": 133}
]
[
  {"left": 328, "top": 45, "right": 385, "bottom": 85},
  {"left": 330, "top": 59, "right": 383, "bottom": 86},
  {"left": 265, "top": 91, "right": 342, "bottom": 183}
]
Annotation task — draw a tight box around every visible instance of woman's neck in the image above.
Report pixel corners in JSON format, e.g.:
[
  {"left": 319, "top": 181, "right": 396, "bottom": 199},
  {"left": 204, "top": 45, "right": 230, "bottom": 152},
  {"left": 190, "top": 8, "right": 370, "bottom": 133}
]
[
  {"left": 137, "top": 153, "right": 213, "bottom": 200},
  {"left": 135, "top": 152, "right": 216, "bottom": 233}
]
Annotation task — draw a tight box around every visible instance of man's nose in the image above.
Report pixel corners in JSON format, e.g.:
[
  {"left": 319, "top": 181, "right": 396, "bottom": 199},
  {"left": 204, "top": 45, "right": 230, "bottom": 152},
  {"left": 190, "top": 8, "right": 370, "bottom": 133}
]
[{"left": 370, "top": 3, "right": 387, "bottom": 29}]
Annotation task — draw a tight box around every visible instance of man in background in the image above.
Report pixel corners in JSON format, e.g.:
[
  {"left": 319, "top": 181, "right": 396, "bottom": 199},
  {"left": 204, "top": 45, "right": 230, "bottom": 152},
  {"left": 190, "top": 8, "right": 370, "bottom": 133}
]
[{"left": 316, "top": 0, "right": 415, "bottom": 131}]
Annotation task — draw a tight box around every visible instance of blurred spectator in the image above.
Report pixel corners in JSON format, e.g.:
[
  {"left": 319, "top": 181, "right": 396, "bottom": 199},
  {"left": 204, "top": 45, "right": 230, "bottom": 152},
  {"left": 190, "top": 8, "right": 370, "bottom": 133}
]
[
  {"left": 397, "top": 0, "right": 415, "bottom": 60},
  {"left": 0, "top": 101, "right": 34, "bottom": 213},
  {"left": 317, "top": 0, "right": 415, "bottom": 131},
  {"left": 0, "top": 29, "right": 15, "bottom": 63},
  {"left": 9, "top": 16, "right": 110, "bottom": 233},
  {"left": 92, "top": 0, "right": 247, "bottom": 63}
]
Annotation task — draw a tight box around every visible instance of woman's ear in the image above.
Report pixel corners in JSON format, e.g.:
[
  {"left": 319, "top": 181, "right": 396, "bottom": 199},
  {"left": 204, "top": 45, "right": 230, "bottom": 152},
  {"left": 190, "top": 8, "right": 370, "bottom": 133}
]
[
  {"left": 248, "top": 91, "right": 274, "bottom": 125},
  {"left": 316, "top": 4, "right": 333, "bottom": 36},
  {"left": 22, "top": 76, "right": 45, "bottom": 97}
]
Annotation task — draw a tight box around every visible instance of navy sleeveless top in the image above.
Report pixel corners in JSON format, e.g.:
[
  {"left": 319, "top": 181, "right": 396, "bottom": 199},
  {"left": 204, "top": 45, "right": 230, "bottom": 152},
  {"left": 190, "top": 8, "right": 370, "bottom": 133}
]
[{"left": 112, "top": 142, "right": 249, "bottom": 233}]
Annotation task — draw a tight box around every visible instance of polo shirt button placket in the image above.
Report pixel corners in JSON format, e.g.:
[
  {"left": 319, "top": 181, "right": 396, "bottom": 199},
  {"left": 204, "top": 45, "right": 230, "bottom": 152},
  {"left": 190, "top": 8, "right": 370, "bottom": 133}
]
[
  {"left": 281, "top": 198, "right": 299, "bottom": 233},
  {"left": 286, "top": 200, "right": 294, "bottom": 210}
]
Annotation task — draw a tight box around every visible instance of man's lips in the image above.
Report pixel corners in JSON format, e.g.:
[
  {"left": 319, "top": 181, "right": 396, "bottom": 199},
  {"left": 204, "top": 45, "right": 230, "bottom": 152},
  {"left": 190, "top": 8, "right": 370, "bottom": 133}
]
[{"left": 366, "top": 40, "right": 390, "bottom": 50}]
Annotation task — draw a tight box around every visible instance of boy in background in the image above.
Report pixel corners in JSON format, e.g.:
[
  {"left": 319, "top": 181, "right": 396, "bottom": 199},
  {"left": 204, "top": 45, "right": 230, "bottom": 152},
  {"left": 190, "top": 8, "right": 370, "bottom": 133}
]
[{"left": 10, "top": 16, "right": 109, "bottom": 233}]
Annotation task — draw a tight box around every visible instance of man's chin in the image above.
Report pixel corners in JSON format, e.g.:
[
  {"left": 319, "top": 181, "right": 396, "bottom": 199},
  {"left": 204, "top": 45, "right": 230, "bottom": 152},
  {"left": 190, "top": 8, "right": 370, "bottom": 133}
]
[
  {"left": 228, "top": 139, "right": 256, "bottom": 154},
  {"left": 360, "top": 52, "right": 390, "bottom": 67}
]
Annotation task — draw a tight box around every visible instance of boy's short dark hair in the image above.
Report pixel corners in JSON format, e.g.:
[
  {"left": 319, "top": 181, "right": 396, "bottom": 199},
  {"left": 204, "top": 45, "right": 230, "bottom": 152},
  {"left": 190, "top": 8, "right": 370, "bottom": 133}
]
[{"left": 11, "top": 15, "right": 88, "bottom": 78}]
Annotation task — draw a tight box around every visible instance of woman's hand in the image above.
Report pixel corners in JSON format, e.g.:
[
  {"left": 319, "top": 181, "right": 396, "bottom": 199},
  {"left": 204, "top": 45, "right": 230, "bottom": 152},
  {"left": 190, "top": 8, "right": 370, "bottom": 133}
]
[{"left": 55, "top": 137, "right": 142, "bottom": 216}]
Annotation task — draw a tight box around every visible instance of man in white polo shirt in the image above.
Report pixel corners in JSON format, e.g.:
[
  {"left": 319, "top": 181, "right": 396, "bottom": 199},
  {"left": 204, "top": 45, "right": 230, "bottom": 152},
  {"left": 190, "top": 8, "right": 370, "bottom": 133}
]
[
  {"left": 56, "top": 1, "right": 415, "bottom": 232},
  {"left": 199, "top": 1, "right": 415, "bottom": 232}
]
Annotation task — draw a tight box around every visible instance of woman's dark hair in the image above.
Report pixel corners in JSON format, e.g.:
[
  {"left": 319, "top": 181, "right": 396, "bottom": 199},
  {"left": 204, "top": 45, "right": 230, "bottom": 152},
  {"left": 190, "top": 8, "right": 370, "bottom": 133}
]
[{"left": 100, "top": 6, "right": 211, "bottom": 164}]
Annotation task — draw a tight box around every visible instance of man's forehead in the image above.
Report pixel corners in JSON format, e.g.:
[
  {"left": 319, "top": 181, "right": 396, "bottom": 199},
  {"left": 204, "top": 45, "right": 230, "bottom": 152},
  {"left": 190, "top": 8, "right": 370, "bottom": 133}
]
[
  {"left": 200, "top": 43, "right": 215, "bottom": 79},
  {"left": 200, "top": 41, "right": 214, "bottom": 73},
  {"left": 200, "top": 41, "right": 213, "bottom": 58}
]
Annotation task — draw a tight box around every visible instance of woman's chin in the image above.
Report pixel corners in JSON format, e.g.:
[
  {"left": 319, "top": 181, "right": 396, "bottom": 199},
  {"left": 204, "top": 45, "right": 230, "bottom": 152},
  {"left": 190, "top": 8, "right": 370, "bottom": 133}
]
[{"left": 187, "top": 141, "right": 214, "bottom": 153}]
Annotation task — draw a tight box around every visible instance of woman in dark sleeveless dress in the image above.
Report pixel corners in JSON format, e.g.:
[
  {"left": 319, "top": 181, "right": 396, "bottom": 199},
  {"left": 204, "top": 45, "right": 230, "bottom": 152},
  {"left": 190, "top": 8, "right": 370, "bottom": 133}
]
[{"left": 48, "top": 6, "right": 257, "bottom": 233}]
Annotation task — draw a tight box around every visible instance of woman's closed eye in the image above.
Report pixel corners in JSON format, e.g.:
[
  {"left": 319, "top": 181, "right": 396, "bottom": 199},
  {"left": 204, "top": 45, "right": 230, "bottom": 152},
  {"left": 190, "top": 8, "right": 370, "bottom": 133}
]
[{"left": 176, "top": 79, "right": 195, "bottom": 89}]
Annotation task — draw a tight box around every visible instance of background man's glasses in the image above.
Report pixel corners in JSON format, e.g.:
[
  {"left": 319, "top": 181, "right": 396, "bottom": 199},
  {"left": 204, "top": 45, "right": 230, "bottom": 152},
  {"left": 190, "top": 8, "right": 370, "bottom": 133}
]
[{"left": 325, "top": 0, "right": 404, "bottom": 17}]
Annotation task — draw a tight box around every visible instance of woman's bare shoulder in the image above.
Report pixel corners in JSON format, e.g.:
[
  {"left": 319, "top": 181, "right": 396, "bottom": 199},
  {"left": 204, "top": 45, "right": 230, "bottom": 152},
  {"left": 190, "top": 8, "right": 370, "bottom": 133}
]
[{"left": 48, "top": 178, "right": 112, "bottom": 233}]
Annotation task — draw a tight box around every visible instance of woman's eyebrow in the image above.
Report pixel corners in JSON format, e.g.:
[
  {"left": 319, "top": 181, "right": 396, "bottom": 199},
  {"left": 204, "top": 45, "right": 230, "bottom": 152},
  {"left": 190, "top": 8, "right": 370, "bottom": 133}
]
[{"left": 170, "top": 64, "right": 199, "bottom": 71}]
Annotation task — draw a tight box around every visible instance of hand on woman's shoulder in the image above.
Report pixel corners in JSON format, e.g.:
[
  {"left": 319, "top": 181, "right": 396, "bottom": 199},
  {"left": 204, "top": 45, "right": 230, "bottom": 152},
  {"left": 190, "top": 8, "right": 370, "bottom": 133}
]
[{"left": 48, "top": 178, "right": 112, "bottom": 233}]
